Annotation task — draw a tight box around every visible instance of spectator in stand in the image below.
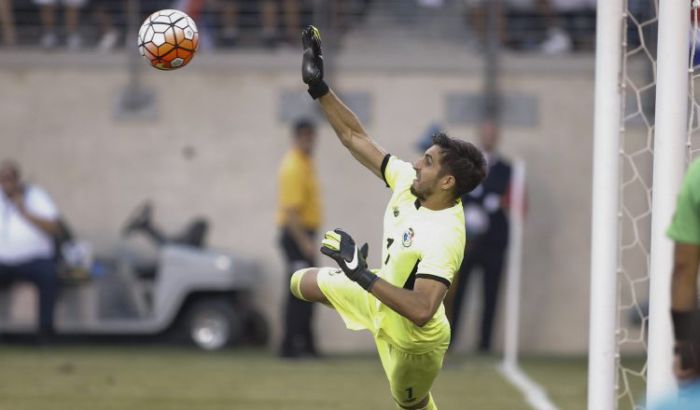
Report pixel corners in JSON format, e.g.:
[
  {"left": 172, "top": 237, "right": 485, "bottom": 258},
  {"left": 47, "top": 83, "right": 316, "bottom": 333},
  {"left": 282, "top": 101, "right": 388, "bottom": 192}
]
[
  {"left": 34, "top": 0, "right": 86, "bottom": 49},
  {"left": 535, "top": 0, "right": 574, "bottom": 53},
  {"left": 93, "top": 0, "right": 122, "bottom": 52},
  {"left": 175, "top": 0, "right": 215, "bottom": 49},
  {"left": 546, "top": 0, "right": 597, "bottom": 51},
  {"left": 218, "top": 0, "right": 238, "bottom": 46},
  {"left": 0, "top": 0, "right": 16, "bottom": 47},
  {"left": 464, "top": 0, "right": 573, "bottom": 54},
  {"left": 218, "top": 0, "right": 300, "bottom": 48},
  {"left": 0, "top": 160, "right": 61, "bottom": 344}
]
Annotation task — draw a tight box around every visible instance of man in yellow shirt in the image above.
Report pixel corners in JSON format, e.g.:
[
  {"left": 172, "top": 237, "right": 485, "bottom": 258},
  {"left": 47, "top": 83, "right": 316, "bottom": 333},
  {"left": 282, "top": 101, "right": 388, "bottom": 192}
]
[
  {"left": 289, "top": 27, "right": 487, "bottom": 410},
  {"left": 277, "top": 118, "right": 322, "bottom": 358}
]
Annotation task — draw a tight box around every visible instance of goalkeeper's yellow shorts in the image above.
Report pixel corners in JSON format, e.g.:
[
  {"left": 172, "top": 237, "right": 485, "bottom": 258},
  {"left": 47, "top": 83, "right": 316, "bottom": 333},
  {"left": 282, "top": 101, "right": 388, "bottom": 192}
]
[{"left": 316, "top": 267, "right": 447, "bottom": 408}]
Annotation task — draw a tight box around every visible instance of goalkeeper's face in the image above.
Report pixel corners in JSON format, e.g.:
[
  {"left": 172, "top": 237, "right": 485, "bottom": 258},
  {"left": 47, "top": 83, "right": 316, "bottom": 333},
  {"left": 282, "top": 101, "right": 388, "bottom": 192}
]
[{"left": 410, "top": 145, "right": 449, "bottom": 201}]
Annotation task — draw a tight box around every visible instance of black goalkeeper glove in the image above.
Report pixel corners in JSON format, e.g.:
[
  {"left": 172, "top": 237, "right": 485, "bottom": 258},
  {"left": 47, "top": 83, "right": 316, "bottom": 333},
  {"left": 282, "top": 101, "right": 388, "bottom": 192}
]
[
  {"left": 301, "top": 25, "right": 329, "bottom": 99},
  {"left": 321, "top": 229, "right": 378, "bottom": 291}
]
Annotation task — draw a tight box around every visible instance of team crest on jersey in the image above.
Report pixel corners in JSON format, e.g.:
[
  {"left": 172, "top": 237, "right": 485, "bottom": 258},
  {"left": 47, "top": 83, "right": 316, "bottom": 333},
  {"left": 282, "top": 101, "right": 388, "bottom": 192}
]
[
  {"left": 402, "top": 228, "right": 414, "bottom": 247},
  {"left": 393, "top": 207, "right": 400, "bottom": 217}
]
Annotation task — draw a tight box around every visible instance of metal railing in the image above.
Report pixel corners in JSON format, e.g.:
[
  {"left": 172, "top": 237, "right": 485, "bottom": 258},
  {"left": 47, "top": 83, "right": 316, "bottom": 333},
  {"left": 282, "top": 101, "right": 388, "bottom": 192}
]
[{"left": 0, "top": 0, "right": 597, "bottom": 53}]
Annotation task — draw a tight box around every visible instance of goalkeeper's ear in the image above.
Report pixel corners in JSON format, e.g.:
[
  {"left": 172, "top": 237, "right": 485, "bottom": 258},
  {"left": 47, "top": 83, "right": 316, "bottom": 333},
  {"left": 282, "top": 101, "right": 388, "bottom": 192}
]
[{"left": 360, "top": 243, "right": 369, "bottom": 260}]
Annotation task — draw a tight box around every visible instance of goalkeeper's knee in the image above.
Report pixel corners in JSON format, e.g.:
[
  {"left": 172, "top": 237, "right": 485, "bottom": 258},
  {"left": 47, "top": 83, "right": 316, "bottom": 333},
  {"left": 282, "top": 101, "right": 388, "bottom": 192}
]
[
  {"left": 422, "top": 394, "right": 437, "bottom": 410},
  {"left": 395, "top": 394, "right": 437, "bottom": 410},
  {"left": 290, "top": 268, "right": 312, "bottom": 301}
]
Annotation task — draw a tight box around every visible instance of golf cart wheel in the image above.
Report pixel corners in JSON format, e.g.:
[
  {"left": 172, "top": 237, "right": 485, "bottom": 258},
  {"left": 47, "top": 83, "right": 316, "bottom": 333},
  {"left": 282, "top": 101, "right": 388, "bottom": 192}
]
[{"left": 185, "top": 300, "right": 241, "bottom": 351}]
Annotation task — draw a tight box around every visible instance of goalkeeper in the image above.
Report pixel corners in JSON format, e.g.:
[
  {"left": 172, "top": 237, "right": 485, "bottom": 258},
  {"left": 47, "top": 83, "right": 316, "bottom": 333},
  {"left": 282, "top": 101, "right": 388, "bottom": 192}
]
[{"left": 289, "top": 26, "right": 487, "bottom": 410}]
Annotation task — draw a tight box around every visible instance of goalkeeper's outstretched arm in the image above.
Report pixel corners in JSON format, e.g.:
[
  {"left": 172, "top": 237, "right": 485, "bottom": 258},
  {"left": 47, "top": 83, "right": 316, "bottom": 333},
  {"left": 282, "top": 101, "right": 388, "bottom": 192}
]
[
  {"left": 301, "top": 26, "right": 387, "bottom": 179},
  {"left": 317, "top": 91, "right": 387, "bottom": 178}
]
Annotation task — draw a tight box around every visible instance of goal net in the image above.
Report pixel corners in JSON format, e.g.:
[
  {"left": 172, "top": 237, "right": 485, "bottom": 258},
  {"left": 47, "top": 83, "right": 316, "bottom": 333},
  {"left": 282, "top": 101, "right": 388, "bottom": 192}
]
[
  {"left": 690, "top": 2, "right": 700, "bottom": 162},
  {"left": 616, "top": 1, "right": 658, "bottom": 408},
  {"left": 591, "top": 1, "right": 697, "bottom": 409}
]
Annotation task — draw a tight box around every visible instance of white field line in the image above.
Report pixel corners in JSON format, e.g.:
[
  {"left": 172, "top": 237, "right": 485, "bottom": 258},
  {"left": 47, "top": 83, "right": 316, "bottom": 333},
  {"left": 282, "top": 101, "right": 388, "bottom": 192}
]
[{"left": 498, "top": 362, "right": 559, "bottom": 410}]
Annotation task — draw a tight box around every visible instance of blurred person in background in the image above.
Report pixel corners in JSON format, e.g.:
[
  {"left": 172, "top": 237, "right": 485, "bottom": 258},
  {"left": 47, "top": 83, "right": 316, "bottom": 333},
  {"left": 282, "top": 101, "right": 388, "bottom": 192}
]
[
  {"left": 218, "top": 0, "right": 300, "bottom": 48},
  {"left": 446, "top": 120, "right": 514, "bottom": 353},
  {"left": 93, "top": 0, "right": 122, "bottom": 51},
  {"left": 0, "top": 160, "right": 60, "bottom": 344},
  {"left": 33, "top": 0, "right": 86, "bottom": 49},
  {"left": 277, "top": 118, "right": 321, "bottom": 359},
  {"left": 175, "top": 0, "right": 215, "bottom": 49},
  {"left": 217, "top": 0, "right": 239, "bottom": 46},
  {"left": 533, "top": 0, "right": 573, "bottom": 54},
  {"left": 464, "top": 0, "right": 572, "bottom": 54},
  {"left": 652, "top": 158, "right": 700, "bottom": 409},
  {"left": 547, "top": 0, "right": 597, "bottom": 51},
  {"left": 0, "top": 0, "right": 16, "bottom": 47}
]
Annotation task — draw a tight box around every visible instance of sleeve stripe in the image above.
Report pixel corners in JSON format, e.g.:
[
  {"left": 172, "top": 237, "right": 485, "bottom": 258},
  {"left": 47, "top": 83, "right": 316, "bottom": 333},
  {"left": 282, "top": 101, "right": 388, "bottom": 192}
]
[
  {"left": 380, "top": 154, "right": 392, "bottom": 188},
  {"left": 415, "top": 274, "right": 451, "bottom": 288}
]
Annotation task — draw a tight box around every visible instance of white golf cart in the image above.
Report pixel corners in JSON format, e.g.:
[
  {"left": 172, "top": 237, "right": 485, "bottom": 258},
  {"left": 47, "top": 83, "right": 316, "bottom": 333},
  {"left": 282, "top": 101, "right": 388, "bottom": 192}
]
[{"left": 0, "top": 205, "right": 268, "bottom": 351}]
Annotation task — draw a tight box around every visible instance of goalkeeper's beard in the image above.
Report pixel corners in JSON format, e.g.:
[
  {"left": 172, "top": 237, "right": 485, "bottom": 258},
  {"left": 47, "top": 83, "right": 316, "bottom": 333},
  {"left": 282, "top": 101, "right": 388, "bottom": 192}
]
[{"left": 410, "top": 182, "right": 431, "bottom": 202}]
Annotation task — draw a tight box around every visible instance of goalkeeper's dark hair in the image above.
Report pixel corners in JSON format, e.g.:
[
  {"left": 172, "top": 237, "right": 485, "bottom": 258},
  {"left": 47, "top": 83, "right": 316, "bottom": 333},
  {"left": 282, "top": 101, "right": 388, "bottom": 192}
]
[{"left": 432, "top": 133, "right": 487, "bottom": 199}]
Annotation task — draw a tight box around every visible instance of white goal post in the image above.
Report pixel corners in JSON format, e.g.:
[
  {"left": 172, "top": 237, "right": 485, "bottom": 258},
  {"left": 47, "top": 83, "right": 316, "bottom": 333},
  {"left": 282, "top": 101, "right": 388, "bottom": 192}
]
[
  {"left": 588, "top": 1, "right": 691, "bottom": 409},
  {"left": 647, "top": 0, "right": 691, "bottom": 404},
  {"left": 588, "top": 0, "right": 624, "bottom": 408}
]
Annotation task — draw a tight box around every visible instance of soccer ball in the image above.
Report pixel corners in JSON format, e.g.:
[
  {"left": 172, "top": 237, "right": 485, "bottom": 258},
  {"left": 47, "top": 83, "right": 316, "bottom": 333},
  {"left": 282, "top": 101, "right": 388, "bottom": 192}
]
[{"left": 138, "top": 9, "right": 199, "bottom": 71}]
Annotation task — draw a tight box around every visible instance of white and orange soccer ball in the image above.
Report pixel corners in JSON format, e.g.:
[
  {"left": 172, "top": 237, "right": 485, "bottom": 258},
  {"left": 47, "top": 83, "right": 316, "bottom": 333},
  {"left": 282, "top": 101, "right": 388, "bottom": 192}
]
[{"left": 138, "top": 9, "right": 199, "bottom": 71}]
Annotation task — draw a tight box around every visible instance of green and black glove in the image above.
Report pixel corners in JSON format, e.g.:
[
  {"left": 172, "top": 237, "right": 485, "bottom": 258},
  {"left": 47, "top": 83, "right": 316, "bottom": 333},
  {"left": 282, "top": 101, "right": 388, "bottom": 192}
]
[
  {"left": 301, "top": 25, "right": 329, "bottom": 99},
  {"left": 321, "top": 229, "right": 378, "bottom": 291}
]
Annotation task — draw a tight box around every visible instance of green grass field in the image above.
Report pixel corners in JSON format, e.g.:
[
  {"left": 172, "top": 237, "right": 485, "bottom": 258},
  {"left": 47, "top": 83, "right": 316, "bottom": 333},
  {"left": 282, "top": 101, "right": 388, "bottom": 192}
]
[{"left": 0, "top": 346, "right": 596, "bottom": 409}]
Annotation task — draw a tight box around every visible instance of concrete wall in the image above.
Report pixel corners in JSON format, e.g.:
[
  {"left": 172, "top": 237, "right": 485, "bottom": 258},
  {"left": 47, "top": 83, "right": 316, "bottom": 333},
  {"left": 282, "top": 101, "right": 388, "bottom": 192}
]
[{"left": 0, "top": 51, "right": 596, "bottom": 354}]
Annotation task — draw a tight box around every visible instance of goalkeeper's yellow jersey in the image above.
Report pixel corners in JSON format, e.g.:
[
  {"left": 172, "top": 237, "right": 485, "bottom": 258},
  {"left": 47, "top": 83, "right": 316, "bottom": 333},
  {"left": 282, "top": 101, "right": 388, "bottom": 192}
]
[{"left": 375, "top": 155, "right": 466, "bottom": 353}]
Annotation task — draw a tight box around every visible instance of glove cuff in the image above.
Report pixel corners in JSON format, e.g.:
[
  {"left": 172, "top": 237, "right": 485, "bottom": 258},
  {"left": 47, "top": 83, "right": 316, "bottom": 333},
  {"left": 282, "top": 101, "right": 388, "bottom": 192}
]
[
  {"left": 308, "top": 81, "right": 329, "bottom": 99},
  {"left": 672, "top": 310, "right": 699, "bottom": 340},
  {"left": 355, "top": 269, "right": 379, "bottom": 291}
]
